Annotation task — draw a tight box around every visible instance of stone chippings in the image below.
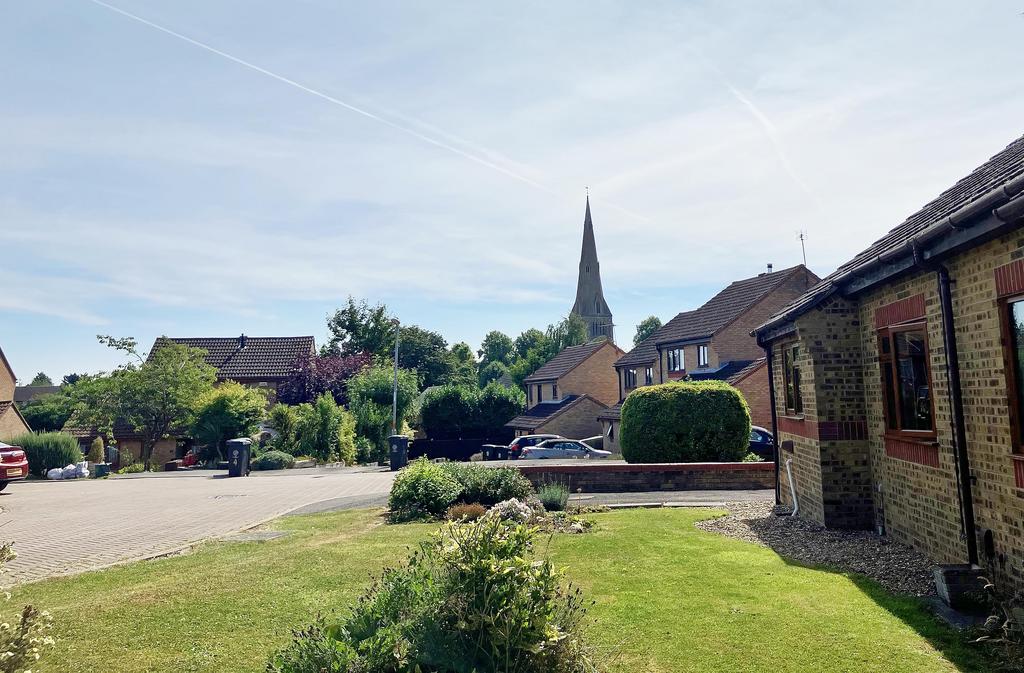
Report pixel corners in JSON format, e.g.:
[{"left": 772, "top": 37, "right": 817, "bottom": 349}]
[{"left": 696, "top": 501, "right": 936, "bottom": 596}]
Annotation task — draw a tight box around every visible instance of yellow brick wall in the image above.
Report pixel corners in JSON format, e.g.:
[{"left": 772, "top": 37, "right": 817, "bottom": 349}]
[
  {"left": 0, "top": 356, "right": 14, "bottom": 402},
  {"left": 537, "top": 397, "right": 607, "bottom": 440},
  {"left": 0, "top": 407, "right": 30, "bottom": 441},
  {"left": 559, "top": 342, "right": 625, "bottom": 406}
]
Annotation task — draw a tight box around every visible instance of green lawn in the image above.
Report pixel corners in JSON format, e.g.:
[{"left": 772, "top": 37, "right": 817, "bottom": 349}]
[{"left": 12, "top": 508, "right": 989, "bottom": 673}]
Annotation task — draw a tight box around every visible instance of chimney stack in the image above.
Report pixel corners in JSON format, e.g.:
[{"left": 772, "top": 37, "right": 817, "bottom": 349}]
[
  {"left": 238, "top": 334, "right": 248, "bottom": 349},
  {"left": 767, "top": 263, "right": 774, "bottom": 274}
]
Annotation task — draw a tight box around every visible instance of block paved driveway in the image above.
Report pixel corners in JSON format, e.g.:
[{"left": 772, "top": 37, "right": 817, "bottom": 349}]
[{"left": 0, "top": 467, "right": 395, "bottom": 586}]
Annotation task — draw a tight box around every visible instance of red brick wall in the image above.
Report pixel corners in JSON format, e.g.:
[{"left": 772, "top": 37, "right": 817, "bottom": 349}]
[
  {"left": 732, "top": 361, "right": 770, "bottom": 428},
  {"left": 516, "top": 461, "right": 775, "bottom": 492}
]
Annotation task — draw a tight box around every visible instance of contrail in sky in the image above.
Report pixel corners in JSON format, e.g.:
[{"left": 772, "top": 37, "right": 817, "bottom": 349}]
[{"left": 86, "top": 0, "right": 557, "bottom": 195}]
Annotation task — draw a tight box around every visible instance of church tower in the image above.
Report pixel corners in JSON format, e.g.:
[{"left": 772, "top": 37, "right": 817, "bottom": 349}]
[{"left": 570, "top": 196, "right": 614, "bottom": 342}]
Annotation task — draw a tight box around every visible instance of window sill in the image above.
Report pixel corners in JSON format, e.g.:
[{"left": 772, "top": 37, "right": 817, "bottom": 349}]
[
  {"left": 885, "top": 436, "right": 940, "bottom": 468},
  {"left": 883, "top": 432, "right": 938, "bottom": 446},
  {"left": 779, "top": 414, "right": 805, "bottom": 421}
]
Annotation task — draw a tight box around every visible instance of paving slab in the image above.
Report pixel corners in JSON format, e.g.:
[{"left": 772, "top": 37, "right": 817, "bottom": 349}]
[{"left": 0, "top": 468, "right": 395, "bottom": 585}]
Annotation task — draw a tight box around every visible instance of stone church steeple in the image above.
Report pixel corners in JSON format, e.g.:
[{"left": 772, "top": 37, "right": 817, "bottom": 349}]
[{"left": 571, "top": 195, "right": 614, "bottom": 342}]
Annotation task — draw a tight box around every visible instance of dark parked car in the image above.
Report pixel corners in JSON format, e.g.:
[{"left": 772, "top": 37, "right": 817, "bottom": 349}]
[
  {"left": 749, "top": 426, "right": 775, "bottom": 461},
  {"left": 520, "top": 439, "right": 612, "bottom": 460},
  {"left": 507, "top": 434, "right": 562, "bottom": 459}
]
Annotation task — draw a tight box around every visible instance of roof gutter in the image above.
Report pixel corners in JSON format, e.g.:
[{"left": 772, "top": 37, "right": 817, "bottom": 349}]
[{"left": 756, "top": 174, "right": 1024, "bottom": 339}]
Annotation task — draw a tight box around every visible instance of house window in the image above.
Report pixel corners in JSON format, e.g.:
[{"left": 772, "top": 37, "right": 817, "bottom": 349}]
[
  {"left": 645, "top": 367, "right": 653, "bottom": 386},
  {"left": 878, "top": 324, "right": 934, "bottom": 436},
  {"left": 667, "top": 348, "right": 684, "bottom": 372},
  {"left": 536, "top": 384, "right": 542, "bottom": 402},
  {"left": 551, "top": 383, "right": 558, "bottom": 399},
  {"left": 697, "top": 345, "right": 709, "bottom": 368},
  {"left": 606, "top": 423, "right": 614, "bottom": 440},
  {"left": 1000, "top": 298, "right": 1024, "bottom": 454},
  {"left": 782, "top": 344, "right": 802, "bottom": 415},
  {"left": 527, "top": 386, "right": 532, "bottom": 405},
  {"left": 625, "top": 369, "right": 637, "bottom": 389}
]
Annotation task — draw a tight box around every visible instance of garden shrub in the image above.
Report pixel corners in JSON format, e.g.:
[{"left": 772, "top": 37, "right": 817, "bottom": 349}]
[
  {"left": 446, "top": 502, "right": 487, "bottom": 521},
  {"left": 268, "top": 516, "right": 598, "bottom": 673},
  {"left": 419, "top": 382, "right": 525, "bottom": 440},
  {"left": 620, "top": 381, "right": 751, "bottom": 463},
  {"left": 537, "top": 482, "right": 570, "bottom": 512},
  {"left": 116, "top": 463, "right": 144, "bottom": 475},
  {"left": 251, "top": 450, "right": 296, "bottom": 471},
  {"left": 388, "top": 458, "right": 463, "bottom": 521},
  {"left": 439, "top": 462, "right": 533, "bottom": 506},
  {"left": 87, "top": 436, "right": 105, "bottom": 464},
  {"left": 266, "top": 403, "right": 300, "bottom": 455},
  {"left": 0, "top": 542, "right": 55, "bottom": 671},
  {"left": 10, "top": 432, "right": 82, "bottom": 477}
]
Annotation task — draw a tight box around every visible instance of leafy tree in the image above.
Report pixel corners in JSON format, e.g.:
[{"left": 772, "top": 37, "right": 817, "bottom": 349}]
[
  {"left": 546, "top": 313, "right": 589, "bottom": 353},
  {"left": 62, "top": 373, "right": 84, "bottom": 385},
  {"left": 513, "top": 328, "right": 549, "bottom": 360},
  {"left": 17, "top": 391, "right": 74, "bottom": 432},
  {"left": 347, "top": 362, "right": 418, "bottom": 461},
  {"left": 294, "top": 392, "right": 356, "bottom": 464},
  {"left": 277, "top": 353, "right": 371, "bottom": 406},
  {"left": 28, "top": 372, "right": 53, "bottom": 387},
  {"left": 420, "top": 385, "right": 479, "bottom": 439},
  {"left": 192, "top": 381, "right": 267, "bottom": 461},
  {"left": 396, "top": 325, "right": 452, "bottom": 388},
  {"left": 478, "top": 360, "right": 509, "bottom": 387},
  {"left": 479, "top": 331, "right": 515, "bottom": 367},
  {"left": 447, "top": 342, "right": 478, "bottom": 387},
  {"left": 476, "top": 382, "right": 526, "bottom": 436},
  {"left": 633, "top": 315, "right": 663, "bottom": 346},
  {"left": 324, "top": 297, "right": 395, "bottom": 356},
  {"left": 508, "top": 347, "right": 550, "bottom": 386},
  {"left": 71, "top": 337, "right": 217, "bottom": 470}
]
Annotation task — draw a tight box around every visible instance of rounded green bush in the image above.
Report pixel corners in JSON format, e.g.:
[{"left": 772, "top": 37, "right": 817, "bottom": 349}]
[
  {"left": 251, "top": 450, "right": 296, "bottom": 471},
  {"left": 8, "top": 431, "right": 82, "bottom": 477},
  {"left": 439, "top": 462, "right": 533, "bottom": 506},
  {"left": 619, "top": 381, "right": 751, "bottom": 463},
  {"left": 388, "top": 458, "right": 464, "bottom": 521}
]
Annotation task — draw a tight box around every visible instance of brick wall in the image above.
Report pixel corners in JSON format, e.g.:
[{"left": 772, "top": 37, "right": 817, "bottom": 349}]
[
  {"left": 732, "top": 361, "right": 770, "bottom": 428},
  {"left": 600, "top": 418, "right": 621, "bottom": 454},
  {"left": 0, "top": 357, "right": 14, "bottom": 402},
  {"left": 537, "top": 396, "right": 607, "bottom": 440},
  {"left": 559, "top": 342, "right": 624, "bottom": 406},
  {"left": 0, "top": 406, "right": 30, "bottom": 440},
  {"left": 517, "top": 461, "right": 775, "bottom": 492}
]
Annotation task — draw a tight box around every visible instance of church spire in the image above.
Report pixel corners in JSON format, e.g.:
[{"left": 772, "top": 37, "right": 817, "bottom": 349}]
[{"left": 571, "top": 194, "right": 614, "bottom": 342}]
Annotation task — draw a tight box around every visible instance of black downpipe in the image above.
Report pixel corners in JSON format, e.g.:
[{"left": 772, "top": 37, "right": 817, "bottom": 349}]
[
  {"left": 764, "top": 345, "right": 781, "bottom": 506},
  {"left": 936, "top": 265, "right": 979, "bottom": 565}
]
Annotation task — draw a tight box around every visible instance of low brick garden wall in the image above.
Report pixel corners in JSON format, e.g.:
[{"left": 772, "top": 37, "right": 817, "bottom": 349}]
[{"left": 516, "top": 461, "right": 775, "bottom": 493}]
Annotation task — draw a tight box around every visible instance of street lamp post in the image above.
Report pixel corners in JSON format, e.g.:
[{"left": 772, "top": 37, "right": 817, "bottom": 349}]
[{"left": 391, "top": 320, "right": 400, "bottom": 435}]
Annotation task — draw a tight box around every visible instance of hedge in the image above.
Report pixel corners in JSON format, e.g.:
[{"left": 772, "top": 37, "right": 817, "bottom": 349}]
[
  {"left": 8, "top": 431, "right": 83, "bottom": 477},
  {"left": 619, "top": 381, "right": 750, "bottom": 463},
  {"left": 251, "top": 450, "right": 296, "bottom": 471}
]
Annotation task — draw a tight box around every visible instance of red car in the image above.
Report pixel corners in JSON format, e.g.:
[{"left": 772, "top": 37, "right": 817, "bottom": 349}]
[{"left": 0, "top": 442, "right": 29, "bottom": 491}]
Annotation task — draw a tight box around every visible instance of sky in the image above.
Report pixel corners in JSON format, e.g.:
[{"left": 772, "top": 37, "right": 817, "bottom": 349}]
[{"left": 2, "top": 1, "right": 1024, "bottom": 382}]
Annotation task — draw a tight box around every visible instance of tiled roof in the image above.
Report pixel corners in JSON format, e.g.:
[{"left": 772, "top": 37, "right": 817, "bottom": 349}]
[
  {"left": 150, "top": 336, "right": 315, "bottom": 380},
  {"left": 0, "top": 401, "right": 14, "bottom": 417},
  {"left": 617, "top": 266, "right": 814, "bottom": 368},
  {"left": 726, "top": 358, "right": 766, "bottom": 386},
  {"left": 506, "top": 395, "right": 586, "bottom": 430},
  {"left": 524, "top": 341, "right": 608, "bottom": 383},
  {"left": 597, "top": 402, "right": 622, "bottom": 421},
  {"left": 14, "top": 386, "right": 62, "bottom": 403},
  {"left": 760, "top": 134, "right": 1024, "bottom": 332}
]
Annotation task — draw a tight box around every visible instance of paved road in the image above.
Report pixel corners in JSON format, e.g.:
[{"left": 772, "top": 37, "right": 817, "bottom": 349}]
[{"left": 0, "top": 467, "right": 395, "bottom": 586}]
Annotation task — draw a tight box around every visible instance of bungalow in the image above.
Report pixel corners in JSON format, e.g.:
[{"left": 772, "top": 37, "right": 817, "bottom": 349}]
[
  {"left": 600, "top": 265, "right": 818, "bottom": 453},
  {"left": 754, "top": 134, "right": 1024, "bottom": 592},
  {"left": 69, "top": 334, "right": 315, "bottom": 466},
  {"left": 0, "top": 346, "right": 31, "bottom": 439},
  {"left": 506, "top": 340, "right": 624, "bottom": 440}
]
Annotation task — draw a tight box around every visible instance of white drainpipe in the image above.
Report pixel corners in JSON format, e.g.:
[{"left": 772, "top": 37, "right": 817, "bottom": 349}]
[{"left": 784, "top": 458, "right": 799, "bottom": 517}]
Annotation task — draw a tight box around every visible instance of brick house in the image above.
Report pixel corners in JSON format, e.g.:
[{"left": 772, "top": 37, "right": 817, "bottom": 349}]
[
  {"left": 0, "top": 347, "right": 31, "bottom": 440},
  {"left": 506, "top": 340, "right": 624, "bottom": 440},
  {"left": 69, "top": 335, "right": 315, "bottom": 465},
  {"left": 600, "top": 266, "right": 818, "bottom": 453},
  {"left": 754, "top": 134, "right": 1024, "bottom": 591}
]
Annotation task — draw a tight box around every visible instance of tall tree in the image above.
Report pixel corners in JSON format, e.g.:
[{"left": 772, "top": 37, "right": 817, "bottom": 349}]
[
  {"left": 72, "top": 336, "right": 217, "bottom": 470},
  {"left": 324, "top": 297, "right": 396, "bottom": 356},
  {"left": 62, "top": 373, "right": 84, "bottom": 385},
  {"left": 478, "top": 331, "right": 515, "bottom": 367},
  {"left": 633, "top": 315, "right": 663, "bottom": 346},
  {"left": 478, "top": 360, "right": 509, "bottom": 388},
  {"left": 347, "top": 362, "right": 419, "bottom": 460},
  {"left": 513, "top": 328, "right": 549, "bottom": 360},
  {"left": 17, "top": 390, "right": 74, "bottom": 432},
  {"left": 277, "top": 353, "right": 372, "bottom": 406},
  {"left": 448, "top": 342, "right": 478, "bottom": 387},
  {"left": 28, "top": 372, "right": 53, "bottom": 386},
  {"left": 546, "top": 314, "right": 589, "bottom": 353},
  {"left": 396, "top": 325, "right": 452, "bottom": 388}
]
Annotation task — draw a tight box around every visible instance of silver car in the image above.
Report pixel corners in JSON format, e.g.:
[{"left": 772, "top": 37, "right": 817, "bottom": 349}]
[{"left": 520, "top": 439, "right": 611, "bottom": 460}]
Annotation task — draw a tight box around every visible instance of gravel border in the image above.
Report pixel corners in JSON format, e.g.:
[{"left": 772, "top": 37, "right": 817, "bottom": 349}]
[{"left": 695, "top": 501, "right": 936, "bottom": 596}]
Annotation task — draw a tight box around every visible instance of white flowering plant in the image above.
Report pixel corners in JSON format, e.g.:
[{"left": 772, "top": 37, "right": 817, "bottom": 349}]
[{"left": 0, "top": 543, "right": 54, "bottom": 673}]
